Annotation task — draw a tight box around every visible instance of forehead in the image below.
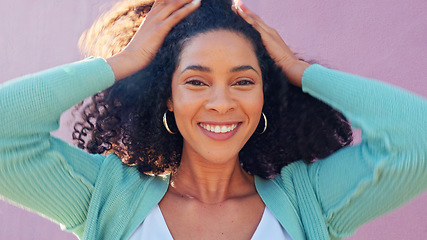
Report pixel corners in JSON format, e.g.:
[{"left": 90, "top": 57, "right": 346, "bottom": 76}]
[
  {"left": 177, "top": 30, "right": 259, "bottom": 69},
  {"left": 184, "top": 29, "right": 255, "bottom": 50}
]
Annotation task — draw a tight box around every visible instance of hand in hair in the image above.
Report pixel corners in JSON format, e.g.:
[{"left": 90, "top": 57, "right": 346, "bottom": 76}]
[
  {"left": 235, "top": 4, "right": 309, "bottom": 88},
  {"left": 107, "top": 0, "right": 201, "bottom": 81}
]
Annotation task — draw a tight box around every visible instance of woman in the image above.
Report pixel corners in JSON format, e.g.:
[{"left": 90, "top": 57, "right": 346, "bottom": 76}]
[{"left": 0, "top": 0, "right": 426, "bottom": 239}]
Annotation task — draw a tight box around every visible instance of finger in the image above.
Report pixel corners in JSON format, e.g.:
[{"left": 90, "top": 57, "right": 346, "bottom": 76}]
[
  {"left": 152, "top": 0, "right": 176, "bottom": 9},
  {"left": 239, "top": 4, "right": 261, "bottom": 21},
  {"left": 154, "top": 0, "right": 197, "bottom": 21},
  {"left": 152, "top": 0, "right": 166, "bottom": 8},
  {"left": 237, "top": 4, "right": 273, "bottom": 34},
  {"left": 143, "top": 0, "right": 166, "bottom": 24},
  {"left": 160, "top": 0, "right": 201, "bottom": 27},
  {"left": 235, "top": 4, "right": 260, "bottom": 26},
  {"left": 237, "top": 9, "right": 267, "bottom": 36},
  {"left": 152, "top": 0, "right": 162, "bottom": 8},
  {"left": 149, "top": 0, "right": 188, "bottom": 22}
]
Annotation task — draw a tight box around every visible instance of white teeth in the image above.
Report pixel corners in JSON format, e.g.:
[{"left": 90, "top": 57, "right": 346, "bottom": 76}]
[
  {"left": 214, "top": 126, "right": 220, "bottom": 133},
  {"left": 200, "top": 123, "right": 238, "bottom": 133},
  {"left": 221, "top": 126, "right": 227, "bottom": 132}
]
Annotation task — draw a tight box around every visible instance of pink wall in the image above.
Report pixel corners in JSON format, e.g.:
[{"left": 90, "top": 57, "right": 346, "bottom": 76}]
[{"left": 1, "top": 0, "right": 426, "bottom": 239}]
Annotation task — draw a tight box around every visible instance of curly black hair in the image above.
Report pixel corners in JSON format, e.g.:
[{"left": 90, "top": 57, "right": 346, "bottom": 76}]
[{"left": 73, "top": 0, "right": 353, "bottom": 178}]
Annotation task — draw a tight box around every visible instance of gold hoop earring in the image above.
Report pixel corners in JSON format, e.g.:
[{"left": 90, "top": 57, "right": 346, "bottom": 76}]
[
  {"left": 259, "top": 112, "right": 267, "bottom": 135},
  {"left": 163, "top": 111, "right": 176, "bottom": 134}
]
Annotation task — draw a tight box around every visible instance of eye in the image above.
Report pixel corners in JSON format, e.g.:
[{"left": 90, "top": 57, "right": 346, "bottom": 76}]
[
  {"left": 234, "top": 79, "right": 255, "bottom": 86},
  {"left": 185, "top": 79, "right": 207, "bottom": 86}
]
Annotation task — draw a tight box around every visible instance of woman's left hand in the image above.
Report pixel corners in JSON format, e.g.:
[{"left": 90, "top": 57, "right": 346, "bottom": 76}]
[{"left": 235, "top": 3, "right": 310, "bottom": 87}]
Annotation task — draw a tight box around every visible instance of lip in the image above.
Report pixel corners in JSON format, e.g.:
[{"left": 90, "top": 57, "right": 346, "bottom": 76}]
[{"left": 198, "top": 122, "right": 242, "bottom": 141}]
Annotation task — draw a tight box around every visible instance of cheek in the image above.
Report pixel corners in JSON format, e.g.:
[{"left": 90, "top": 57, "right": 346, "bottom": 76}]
[
  {"left": 241, "top": 88, "right": 264, "bottom": 131},
  {"left": 240, "top": 89, "right": 264, "bottom": 112},
  {"left": 171, "top": 87, "right": 201, "bottom": 112},
  {"left": 254, "top": 90, "right": 264, "bottom": 109},
  {"left": 250, "top": 92, "right": 264, "bottom": 126},
  {"left": 170, "top": 86, "right": 202, "bottom": 131}
]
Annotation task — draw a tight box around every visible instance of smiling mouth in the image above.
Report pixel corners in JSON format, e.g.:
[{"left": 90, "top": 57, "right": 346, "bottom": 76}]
[{"left": 199, "top": 123, "right": 239, "bottom": 133}]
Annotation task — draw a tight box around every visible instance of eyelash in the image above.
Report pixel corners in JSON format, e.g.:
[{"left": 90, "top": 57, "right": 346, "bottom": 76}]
[
  {"left": 185, "top": 79, "right": 255, "bottom": 86},
  {"left": 185, "top": 80, "right": 206, "bottom": 86},
  {"left": 234, "top": 80, "right": 255, "bottom": 86}
]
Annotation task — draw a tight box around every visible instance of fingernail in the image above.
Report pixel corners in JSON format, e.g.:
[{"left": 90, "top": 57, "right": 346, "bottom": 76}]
[
  {"left": 236, "top": 4, "right": 243, "bottom": 12},
  {"left": 192, "top": 0, "right": 201, "bottom": 5}
]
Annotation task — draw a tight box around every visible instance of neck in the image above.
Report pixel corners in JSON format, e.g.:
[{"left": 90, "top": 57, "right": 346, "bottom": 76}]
[{"left": 170, "top": 147, "right": 255, "bottom": 204}]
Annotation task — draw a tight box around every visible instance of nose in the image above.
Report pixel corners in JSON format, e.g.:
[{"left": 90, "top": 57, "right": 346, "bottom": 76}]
[{"left": 205, "top": 86, "right": 237, "bottom": 114}]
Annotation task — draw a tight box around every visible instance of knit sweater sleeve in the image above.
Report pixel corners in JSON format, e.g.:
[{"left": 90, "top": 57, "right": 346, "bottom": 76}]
[
  {"left": 301, "top": 64, "right": 427, "bottom": 238},
  {"left": 0, "top": 58, "right": 115, "bottom": 230}
]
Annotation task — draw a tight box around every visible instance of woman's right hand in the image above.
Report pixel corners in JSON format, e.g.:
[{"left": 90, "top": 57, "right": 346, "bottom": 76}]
[{"left": 107, "top": 0, "right": 201, "bottom": 81}]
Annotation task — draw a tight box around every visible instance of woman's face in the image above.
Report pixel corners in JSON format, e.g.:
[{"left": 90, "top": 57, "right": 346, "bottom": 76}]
[{"left": 169, "top": 30, "right": 264, "bottom": 164}]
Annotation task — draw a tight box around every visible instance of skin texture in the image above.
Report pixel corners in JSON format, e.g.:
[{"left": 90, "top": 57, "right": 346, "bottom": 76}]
[
  {"left": 169, "top": 30, "right": 263, "bottom": 171},
  {"left": 101, "top": 1, "right": 347, "bottom": 238},
  {"left": 234, "top": 4, "right": 310, "bottom": 87},
  {"left": 158, "top": 30, "right": 265, "bottom": 240},
  {"left": 107, "top": 0, "right": 309, "bottom": 84},
  {"left": 76, "top": 0, "right": 352, "bottom": 178},
  {"left": 107, "top": 0, "right": 202, "bottom": 80},
  {"left": 104, "top": 1, "right": 308, "bottom": 237},
  {"left": 79, "top": 0, "right": 353, "bottom": 179}
]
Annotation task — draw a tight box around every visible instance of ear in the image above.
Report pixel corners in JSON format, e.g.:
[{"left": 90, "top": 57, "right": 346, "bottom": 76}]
[{"left": 167, "top": 98, "right": 173, "bottom": 111}]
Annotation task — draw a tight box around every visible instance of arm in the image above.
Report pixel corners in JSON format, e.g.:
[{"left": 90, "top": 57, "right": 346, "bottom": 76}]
[
  {"left": 303, "top": 65, "right": 427, "bottom": 237},
  {"left": 0, "top": 0, "right": 201, "bottom": 230},
  {"left": 0, "top": 58, "right": 115, "bottom": 229},
  {"left": 237, "top": 5, "right": 427, "bottom": 237}
]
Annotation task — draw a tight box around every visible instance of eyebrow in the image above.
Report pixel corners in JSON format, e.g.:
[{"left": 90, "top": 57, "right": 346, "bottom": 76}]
[
  {"left": 181, "top": 65, "right": 259, "bottom": 75},
  {"left": 181, "top": 65, "right": 210, "bottom": 73},
  {"left": 230, "top": 65, "right": 259, "bottom": 75}
]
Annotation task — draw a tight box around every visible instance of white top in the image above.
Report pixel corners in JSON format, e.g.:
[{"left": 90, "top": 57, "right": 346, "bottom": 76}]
[{"left": 129, "top": 205, "right": 292, "bottom": 239}]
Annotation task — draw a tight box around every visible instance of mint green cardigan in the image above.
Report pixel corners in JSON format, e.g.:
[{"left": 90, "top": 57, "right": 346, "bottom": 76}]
[{"left": 1, "top": 58, "right": 426, "bottom": 240}]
